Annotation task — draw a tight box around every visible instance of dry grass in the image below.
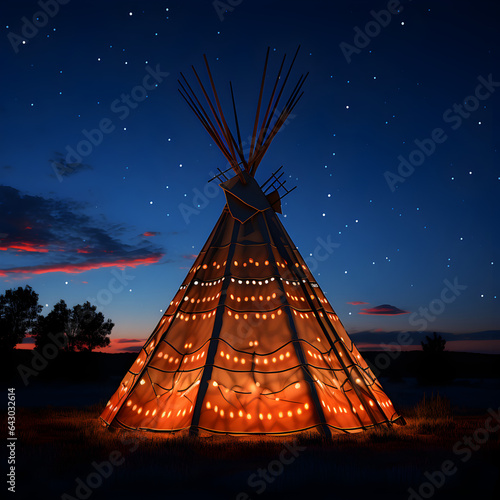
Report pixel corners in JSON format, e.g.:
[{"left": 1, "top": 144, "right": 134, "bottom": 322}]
[
  {"left": 402, "top": 392, "right": 455, "bottom": 434},
  {"left": 6, "top": 399, "right": 499, "bottom": 500}
]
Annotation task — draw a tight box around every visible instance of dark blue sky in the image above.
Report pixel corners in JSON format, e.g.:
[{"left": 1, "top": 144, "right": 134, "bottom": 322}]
[{"left": 1, "top": 0, "right": 499, "bottom": 352}]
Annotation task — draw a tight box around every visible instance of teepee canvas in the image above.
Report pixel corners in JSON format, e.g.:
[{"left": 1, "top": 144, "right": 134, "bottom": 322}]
[{"left": 100, "top": 48, "right": 404, "bottom": 437}]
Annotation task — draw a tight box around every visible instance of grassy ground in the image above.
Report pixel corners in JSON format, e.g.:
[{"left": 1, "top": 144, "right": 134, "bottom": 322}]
[
  {"left": 6, "top": 352, "right": 500, "bottom": 498},
  {"left": 8, "top": 395, "right": 500, "bottom": 500}
]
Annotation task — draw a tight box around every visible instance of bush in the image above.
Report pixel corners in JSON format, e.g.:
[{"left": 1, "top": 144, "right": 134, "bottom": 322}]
[
  {"left": 407, "top": 393, "right": 454, "bottom": 434},
  {"left": 412, "top": 392, "right": 452, "bottom": 420}
]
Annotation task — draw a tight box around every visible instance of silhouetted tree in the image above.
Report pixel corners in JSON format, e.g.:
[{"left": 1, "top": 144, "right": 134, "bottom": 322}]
[
  {"left": 67, "top": 301, "right": 113, "bottom": 352},
  {"left": 418, "top": 332, "right": 453, "bottom": 385},
  {"left": 33, "top": 300, "right": 70, "bottom": 351},
  {"left": 421, "top": 332, "right": 446, "bottom": 353},
  {"left": 33, "top": 299, "right": 114, "bottom": 352},
  {"left": 0, "top": 285, "right": 42, "bottom": 350}
]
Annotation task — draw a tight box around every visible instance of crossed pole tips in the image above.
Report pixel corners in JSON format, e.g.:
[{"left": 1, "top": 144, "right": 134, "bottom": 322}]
[{"left": 178, "top": 46, "right": 308, "bottom": 185}]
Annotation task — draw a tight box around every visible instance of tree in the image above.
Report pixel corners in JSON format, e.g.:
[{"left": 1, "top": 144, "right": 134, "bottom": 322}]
[
  {"left": 421, "top": 332, "right": 446, "bottom": 353},
  {"left": 33, "top": 299, "right": 114, "bottom": 352},
  {"left": 33, "top": 300, "right": 70, "bottom": 351},
  {"left": 67, "top": 301, "right": 114, "bottom": 352},
  {"left": 418, "top": 332, "right": 453, "bottom": 385},
  {"left": 0, "top": 285, "right": 42, "bottom": 350}
]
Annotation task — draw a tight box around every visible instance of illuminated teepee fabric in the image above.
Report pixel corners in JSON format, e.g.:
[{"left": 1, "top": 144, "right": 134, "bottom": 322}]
[{"left": 100, "top": 48, "right": 404, "bottom": 437}]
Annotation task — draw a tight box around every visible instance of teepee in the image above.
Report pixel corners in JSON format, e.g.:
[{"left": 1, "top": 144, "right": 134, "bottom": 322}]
[{"left": 100, "top": 48, "right": 404, "bottom": 437}]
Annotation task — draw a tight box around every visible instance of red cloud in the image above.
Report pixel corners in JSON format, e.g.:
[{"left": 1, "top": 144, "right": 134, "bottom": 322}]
[
  {"left": 347, "top": 301, "right": 369, "bottom": 305},
  {"left": 143, "top": 231, "right": 160, "bottom": 237},
  {"left": 0, "top": 242, "right": 49, "bottom": 253},
  {"left": 0, "top": 254, "right": 163, "bottom": 277},
  {"left": 1, "top": 186, "right": 166, "bottom": 279},
  {"left": 359, "top": 304, "right": 410, "bottom": 316},
  {"left": 183, "top": 254, "right": 198, "bottom": 260}
]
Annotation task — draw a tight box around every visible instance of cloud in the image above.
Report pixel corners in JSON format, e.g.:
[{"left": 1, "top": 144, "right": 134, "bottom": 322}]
[
  {"left": 0, "top": 186, "right": 164, "bottom": 277},
  {"left": 49, "top": 153, "right": 93, "bottom": 180},
  {"left": 350, "top": 330, "right": 500, "bottom": 345},
  {"left": 114, "top": 338, "right": 145, "bottom": 344},
  {"left": 347, "top": 301, "right": 369, "bottom": 305},
  {"left": 142, "top": 231, "right": 160, "bottom": 237},
  {"left": 358, "top": 304, "right": 410, "bottom": 316},
  {"left": 115, "top": 346, "right": 142, "bottom": 352},
  {"left": 182, "top": 254, "right": 197, "bottom": 260},
  {"left": 441, "top": 330, "right": 500, "bottom": 342},
  {"left": 0, "top": 241, "right": 49, "bottom": 253},
  {"left": 0, "top": 256, "right": 163, "bottom": 277}
]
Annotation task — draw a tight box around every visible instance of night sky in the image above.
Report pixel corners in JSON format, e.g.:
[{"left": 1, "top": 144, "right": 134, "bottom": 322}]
[{"left": 1, "top": 0, "right": 499, "bottom": 353}]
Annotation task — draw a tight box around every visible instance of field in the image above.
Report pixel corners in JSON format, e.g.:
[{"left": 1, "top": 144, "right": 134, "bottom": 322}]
[{"left": 4, "top": 351, "right": 500, "bottom": 500}]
